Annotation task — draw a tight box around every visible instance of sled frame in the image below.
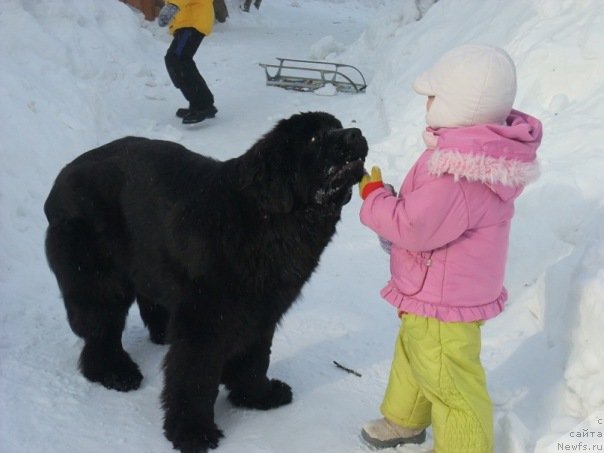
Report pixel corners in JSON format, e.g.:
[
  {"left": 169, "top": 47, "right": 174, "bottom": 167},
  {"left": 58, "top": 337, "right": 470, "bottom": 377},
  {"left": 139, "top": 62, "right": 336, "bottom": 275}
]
[{"left": 259, "top": 58, "right": 367, "bottom": 94}]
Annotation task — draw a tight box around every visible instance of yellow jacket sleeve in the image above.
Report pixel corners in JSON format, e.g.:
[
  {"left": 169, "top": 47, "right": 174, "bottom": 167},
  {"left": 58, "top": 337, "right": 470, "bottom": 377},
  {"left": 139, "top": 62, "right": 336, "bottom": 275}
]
[{"left": 167, "top": 0, "right": 214, "bottom": 36}]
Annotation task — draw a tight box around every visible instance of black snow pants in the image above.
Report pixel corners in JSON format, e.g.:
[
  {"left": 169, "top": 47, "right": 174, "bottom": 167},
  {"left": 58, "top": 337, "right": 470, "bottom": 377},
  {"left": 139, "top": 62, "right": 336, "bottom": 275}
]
[{"left": 165, "top": 28, "right": 214, "bottom": 110}]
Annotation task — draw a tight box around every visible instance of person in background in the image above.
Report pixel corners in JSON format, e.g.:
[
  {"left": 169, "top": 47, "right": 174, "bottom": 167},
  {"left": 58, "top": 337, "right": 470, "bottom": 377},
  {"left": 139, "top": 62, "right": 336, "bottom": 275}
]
[
  {"left": 158, "top": 0, "right": 217, "bottom": 124},
  {"left": 358, "top": 44, "right": 543, "bottom": 452},
  {"left": 242, "top": 0, "right": 262, "bottom": 12},
  {"left": 213, "top": 0, "right": 228, "bottom": 23},
  {"left": 212, "top": 0, "right": 263, "bottom": 23}
]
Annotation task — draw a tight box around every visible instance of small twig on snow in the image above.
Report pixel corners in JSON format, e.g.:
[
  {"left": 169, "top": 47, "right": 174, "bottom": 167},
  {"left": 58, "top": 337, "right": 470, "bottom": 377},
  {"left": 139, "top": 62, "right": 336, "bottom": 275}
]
[{"left": 333, "top": 360, "right": 362, "bottom": 378}]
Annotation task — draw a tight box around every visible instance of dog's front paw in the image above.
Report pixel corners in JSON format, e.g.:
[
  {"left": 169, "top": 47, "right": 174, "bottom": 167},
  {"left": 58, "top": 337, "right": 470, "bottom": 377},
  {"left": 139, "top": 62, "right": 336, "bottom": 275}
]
[
  {"left": 228, "top": 379, "right": 292, "bottom": 410},
  {"left": 264, "top": 379, "right": 293, "bottom": 407}
]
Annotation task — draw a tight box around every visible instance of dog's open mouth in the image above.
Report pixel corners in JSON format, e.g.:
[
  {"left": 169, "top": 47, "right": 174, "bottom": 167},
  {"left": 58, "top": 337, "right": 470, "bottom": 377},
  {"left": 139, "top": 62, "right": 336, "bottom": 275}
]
[
  {"left": 314, "top": 127, "right": 368, "bottom": 206},
  {"left": 315, "top": 157, "right": 366, "bottom": 206}
]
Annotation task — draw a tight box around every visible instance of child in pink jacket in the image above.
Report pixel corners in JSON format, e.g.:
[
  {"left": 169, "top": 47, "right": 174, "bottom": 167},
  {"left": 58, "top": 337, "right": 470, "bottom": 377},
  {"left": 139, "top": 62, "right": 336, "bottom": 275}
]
[{"left": 358, "top": 44, "right": 542, "bottom": 452}]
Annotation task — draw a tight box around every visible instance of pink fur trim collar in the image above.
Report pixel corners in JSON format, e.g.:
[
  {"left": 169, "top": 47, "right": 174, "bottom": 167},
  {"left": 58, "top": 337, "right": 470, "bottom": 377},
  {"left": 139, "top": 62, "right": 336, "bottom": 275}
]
[{"left": 427, "top": 149, "right": 540, "bottom": 187}]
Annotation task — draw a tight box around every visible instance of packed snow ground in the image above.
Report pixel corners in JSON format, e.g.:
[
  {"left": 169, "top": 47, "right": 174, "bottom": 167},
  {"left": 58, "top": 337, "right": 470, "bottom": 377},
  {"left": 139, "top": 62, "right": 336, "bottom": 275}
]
[{"left": 1, "top": 0, "right": 603, "bottom": 452}]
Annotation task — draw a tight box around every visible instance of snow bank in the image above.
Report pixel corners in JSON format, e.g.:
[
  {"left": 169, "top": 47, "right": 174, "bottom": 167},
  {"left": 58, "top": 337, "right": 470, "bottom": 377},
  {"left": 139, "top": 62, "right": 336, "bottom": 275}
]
[{"left": 1, "top": 0, "right": 603, "bottom": 452}]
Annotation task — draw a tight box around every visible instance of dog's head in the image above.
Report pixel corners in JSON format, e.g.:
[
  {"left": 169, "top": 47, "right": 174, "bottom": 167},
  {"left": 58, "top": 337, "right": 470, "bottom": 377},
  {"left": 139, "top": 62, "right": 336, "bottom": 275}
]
[{"left": 240, "top": 111, "right": 368, "bottom": 213}]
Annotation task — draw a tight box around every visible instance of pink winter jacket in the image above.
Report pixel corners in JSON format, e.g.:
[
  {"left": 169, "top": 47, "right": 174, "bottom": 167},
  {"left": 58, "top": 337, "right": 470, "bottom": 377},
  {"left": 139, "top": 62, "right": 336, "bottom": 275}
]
[{"left": 360, "top": 110, "right": 542, "bottom": 322}]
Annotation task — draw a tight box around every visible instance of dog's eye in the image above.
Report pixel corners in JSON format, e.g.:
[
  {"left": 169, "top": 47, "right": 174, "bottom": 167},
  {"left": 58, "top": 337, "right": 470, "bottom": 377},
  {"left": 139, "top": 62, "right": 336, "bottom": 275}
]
[{"left": 310, "top": 132, "right": 324, "bottom": 144}]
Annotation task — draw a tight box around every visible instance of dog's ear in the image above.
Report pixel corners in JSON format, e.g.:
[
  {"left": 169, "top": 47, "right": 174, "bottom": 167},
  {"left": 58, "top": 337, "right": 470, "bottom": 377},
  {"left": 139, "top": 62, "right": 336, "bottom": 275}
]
[{"left": 239, "top": 158, "right": 294, "bottom": 213}]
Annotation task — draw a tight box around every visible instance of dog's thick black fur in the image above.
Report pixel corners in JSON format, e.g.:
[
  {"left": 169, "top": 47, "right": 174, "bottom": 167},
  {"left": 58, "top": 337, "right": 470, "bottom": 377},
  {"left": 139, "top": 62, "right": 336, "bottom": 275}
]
[{"left": 44, "top": 111, "right": 367, "bottom": 452}]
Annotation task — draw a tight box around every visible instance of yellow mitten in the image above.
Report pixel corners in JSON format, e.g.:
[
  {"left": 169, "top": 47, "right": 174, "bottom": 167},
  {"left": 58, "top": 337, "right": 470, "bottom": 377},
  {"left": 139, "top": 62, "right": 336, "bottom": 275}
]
[{"left": 359, "top": 166, "right": 384, "bottom": 199}]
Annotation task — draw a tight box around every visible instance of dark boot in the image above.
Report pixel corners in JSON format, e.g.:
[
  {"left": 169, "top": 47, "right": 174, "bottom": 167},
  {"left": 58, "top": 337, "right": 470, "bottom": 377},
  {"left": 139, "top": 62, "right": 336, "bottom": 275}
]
[
  {"left": 176, "top": 107, "right": 190, "bottom": 118},
  {"left": 182, "top": 105, "right": 218, "bottom": 124}
]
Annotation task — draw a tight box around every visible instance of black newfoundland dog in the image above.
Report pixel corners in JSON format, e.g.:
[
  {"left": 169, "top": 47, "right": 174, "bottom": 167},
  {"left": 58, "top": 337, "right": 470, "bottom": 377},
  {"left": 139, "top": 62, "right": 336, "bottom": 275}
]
[{"left": 44, "top": 111, "right": 367, "bottom": 452}]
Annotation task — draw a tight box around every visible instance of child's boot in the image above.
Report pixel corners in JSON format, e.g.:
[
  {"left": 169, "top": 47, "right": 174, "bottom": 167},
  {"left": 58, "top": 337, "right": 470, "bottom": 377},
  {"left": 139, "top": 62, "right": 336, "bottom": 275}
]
[{"left": 361, "top": 417, "right": 426, "bottom": 449}]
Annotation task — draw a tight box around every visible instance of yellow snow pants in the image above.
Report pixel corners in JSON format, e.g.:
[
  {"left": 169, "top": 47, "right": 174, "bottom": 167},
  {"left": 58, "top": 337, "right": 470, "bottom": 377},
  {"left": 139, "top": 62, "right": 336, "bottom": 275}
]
[{"left": 380, "top": 314, "right": 493, "bottom": 453}]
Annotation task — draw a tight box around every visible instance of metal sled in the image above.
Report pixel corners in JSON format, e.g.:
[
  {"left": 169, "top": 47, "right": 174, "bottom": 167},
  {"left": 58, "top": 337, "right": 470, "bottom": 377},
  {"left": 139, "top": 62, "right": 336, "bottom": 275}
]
[{"left": 259, "top": 58, "right": 367, "bottom": 94}]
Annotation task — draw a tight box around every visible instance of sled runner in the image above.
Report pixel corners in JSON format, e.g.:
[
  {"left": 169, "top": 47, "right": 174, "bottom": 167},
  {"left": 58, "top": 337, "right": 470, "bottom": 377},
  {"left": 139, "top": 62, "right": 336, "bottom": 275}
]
[{"left": 259, "top": 58, "right": 367, "bottom": 94}]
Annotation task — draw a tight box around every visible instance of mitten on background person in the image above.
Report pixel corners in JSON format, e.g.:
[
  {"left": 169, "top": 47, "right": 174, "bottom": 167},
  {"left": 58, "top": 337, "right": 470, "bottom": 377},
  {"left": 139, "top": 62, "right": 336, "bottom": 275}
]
[{"left": 158, "top": 3, "right": 179, "bottom": 27}]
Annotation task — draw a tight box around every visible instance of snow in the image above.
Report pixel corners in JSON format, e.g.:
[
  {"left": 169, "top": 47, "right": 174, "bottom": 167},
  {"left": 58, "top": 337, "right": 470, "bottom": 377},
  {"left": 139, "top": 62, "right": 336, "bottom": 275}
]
[{"left": 1, "top": 0, "right": 603, "bottom": 452}]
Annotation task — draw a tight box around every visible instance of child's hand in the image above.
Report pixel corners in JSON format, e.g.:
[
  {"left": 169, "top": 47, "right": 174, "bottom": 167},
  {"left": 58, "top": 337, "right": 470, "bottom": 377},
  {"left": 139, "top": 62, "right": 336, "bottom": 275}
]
[{"left": 359, "top": 166, "right": 384, "bottom": 199}]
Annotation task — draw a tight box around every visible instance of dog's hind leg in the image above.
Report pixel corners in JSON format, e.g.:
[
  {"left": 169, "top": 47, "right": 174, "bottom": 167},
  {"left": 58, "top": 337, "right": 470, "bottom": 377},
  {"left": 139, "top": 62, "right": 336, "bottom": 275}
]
[
  {"left": 46, "top": 220, "right": 142, "bottom": 392},
  {"left": 137, "top": 295, "right": 170, "bottom": 345}
]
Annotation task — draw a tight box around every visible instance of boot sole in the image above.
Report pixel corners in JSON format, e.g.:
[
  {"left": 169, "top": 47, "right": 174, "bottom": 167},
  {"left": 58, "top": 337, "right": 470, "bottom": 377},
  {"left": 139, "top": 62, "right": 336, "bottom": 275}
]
[
  {"left": 182, "top": 108, "right": 218, "bottom": 124},
  {"left": 182, "top": 113, "right": 216, "bottom": 124},
  {"left": 361, "top": 428, "right": 426, "bottom": 449}
]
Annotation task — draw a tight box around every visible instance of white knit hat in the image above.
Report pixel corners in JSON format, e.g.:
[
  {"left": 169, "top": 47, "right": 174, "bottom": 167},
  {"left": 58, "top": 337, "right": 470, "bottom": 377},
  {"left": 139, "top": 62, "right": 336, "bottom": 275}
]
[{"left": 413, "top": 44, "right": 517, "bottom": 128}]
